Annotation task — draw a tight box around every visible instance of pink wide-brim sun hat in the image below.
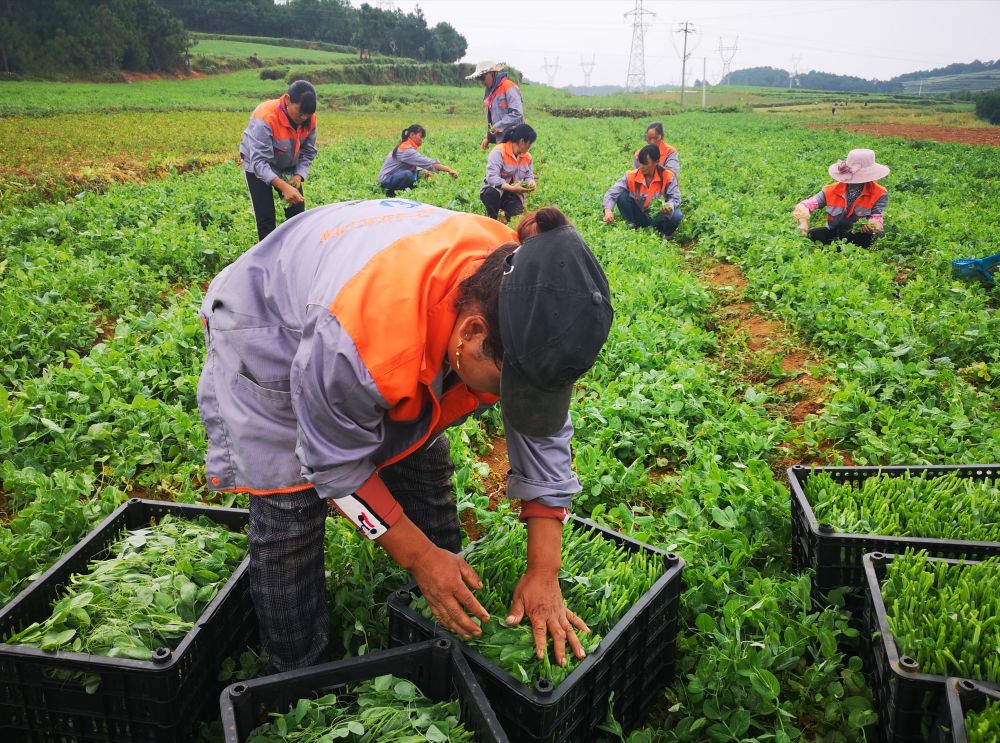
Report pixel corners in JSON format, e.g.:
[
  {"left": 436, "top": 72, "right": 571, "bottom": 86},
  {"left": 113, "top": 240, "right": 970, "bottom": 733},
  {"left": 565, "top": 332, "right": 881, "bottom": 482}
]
[{"left": 829, "top": 148, "right": 891, "bottom": 184}]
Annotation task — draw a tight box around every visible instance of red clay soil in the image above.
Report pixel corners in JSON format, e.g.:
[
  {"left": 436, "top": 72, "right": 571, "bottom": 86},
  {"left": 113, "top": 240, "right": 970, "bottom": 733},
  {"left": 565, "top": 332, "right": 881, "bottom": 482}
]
[
  {"left": 461, "top": 436, "right": 515, "bottom": 540},
  {"left": 805, "top": 123, "right": 1000, "bottom": 147}
]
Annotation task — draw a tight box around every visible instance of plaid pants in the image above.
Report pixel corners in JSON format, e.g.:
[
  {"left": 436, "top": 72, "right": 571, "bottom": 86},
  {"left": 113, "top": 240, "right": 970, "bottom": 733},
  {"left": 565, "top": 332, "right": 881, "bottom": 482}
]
[{"left": 249, "top": 434, "right": 459, "bottom": 672}]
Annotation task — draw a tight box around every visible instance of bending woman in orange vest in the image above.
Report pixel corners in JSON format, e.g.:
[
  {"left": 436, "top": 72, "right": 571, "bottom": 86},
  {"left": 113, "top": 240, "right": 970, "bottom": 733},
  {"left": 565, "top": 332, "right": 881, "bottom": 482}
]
[
  {"left": 793, "top": 148, "right": 889, "bottom": 248},
  {"left": 197, "top": 201, "right": 612, "bottom": 673},
  {"left": 480, "top": 124, "right": 537, "bottom": 223},
  {"left": 603, "top": 144, "right": 683, "bottom": 238},
  {"left": 632, "top": 122, "right": 679, "bottom": 178},
  {"left": 377, "top": 124, "right": 459, "bottom": 197},
  {"left": 239, "top": 80, "right": 318, "bottom": 241}
]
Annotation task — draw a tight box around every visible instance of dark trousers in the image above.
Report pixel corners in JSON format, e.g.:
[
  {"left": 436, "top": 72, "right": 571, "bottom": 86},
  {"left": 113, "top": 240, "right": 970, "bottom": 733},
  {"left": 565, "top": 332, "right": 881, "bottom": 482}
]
[
  {"left": 808, "top": 225, "right": 876, "bottom": 248},
  {"left": 379, "top": 170, "right": 419, "bottom": 197},
  {"left": 616, "top": 192, "right": 683, "bottom": 237},
  {"left": 245, "top": 170, "right": 305, "bottom": 242},
  {"left": 248, "top": 434, "right": 459, "bottom": 672},
  {"left": 480, "top": 187, "right": 525, "bottom": 221}
]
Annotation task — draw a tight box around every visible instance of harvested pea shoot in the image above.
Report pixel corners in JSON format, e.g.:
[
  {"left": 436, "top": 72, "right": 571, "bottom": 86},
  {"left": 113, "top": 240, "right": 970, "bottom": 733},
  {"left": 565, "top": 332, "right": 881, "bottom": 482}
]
[
  {"left": 965, "top": 698, "right": 1000, "bottom": 743},
  {"left": 881, "top": 552, "right": 1000, "bottom": 683},
  {"left": 246, "top": 674, "right": 474, "bottom": 742},
  {"left": 8, "top": 515, "right": 246, "bottom": 667},
  {"left": 805, "top": 472, "right": 1000, "bottom": 542},
  {"left": 411, "top": 520, "right": 662, "bottom": 687}
]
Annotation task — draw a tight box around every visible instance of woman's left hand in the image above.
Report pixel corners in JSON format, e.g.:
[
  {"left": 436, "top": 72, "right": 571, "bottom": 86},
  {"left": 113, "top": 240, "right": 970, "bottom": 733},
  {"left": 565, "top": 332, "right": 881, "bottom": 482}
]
[{"left": 506, "top": 570, "right": 590, "bottom": 666}]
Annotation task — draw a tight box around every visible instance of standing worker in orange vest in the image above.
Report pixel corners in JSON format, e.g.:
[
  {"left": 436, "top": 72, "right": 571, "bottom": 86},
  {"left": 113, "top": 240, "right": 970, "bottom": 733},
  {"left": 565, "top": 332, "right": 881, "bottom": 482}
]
[
  {"left": 793, "top": 148, "right": 889, "bottom": 247},
  {"left": 466, "top": 61, "right": 525, "bottom": 150},
  {"left": 239, "top": 80, "right": 318, "bottom": 241},
  {"left": 197, "top": 200, "right": 613, "bottom": 673},
  {"left": 603, "top": 144, "right": 683, "bottom": 238},
  {"left": 480, "top": 124, "right": 537, "bottom": 223},
  {"left": 632, "top": 122, "right": 680, "bottom": 179}
]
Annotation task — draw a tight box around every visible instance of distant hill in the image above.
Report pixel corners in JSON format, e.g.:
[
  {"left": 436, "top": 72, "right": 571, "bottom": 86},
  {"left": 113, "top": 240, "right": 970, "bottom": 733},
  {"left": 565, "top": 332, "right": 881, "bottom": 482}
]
[{"left": 728, "top": 59, "right": 1000, "bottom": 94}]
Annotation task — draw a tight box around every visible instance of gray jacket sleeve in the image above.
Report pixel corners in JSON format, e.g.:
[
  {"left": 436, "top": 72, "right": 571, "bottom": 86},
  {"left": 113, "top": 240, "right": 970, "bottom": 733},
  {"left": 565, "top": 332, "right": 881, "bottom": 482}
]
[
  {"left": 397, "top": 147, "right": 439, "bottom": 171},
  {"left": 295, "top": 125, "right": 318, "bottom": 180},
  {"left": 504, "top": 413, "right": 580, "bottom": 509},
  {"left": 484, "top": 149, "right": 506, "bottom": 190},
  {"left": 496, "top": 85, "right": 524, "bottom": 130},
  {"left": 603, "top": 174, "right": 629, "bottom": 210},
  {"left": 664, "top": 151, "right": 679, "bottom": 178},
  {"left": 242, "top": 118, "right": 280, "bottom": 185},
  {"left": 871, "top": 192, "right": 888, "bottom": 215},
  {"left": 665, "top": 176, "right": 681, "bottom": 209},
  {"left": 291, "top": 309, "right": 388, "bottom": 500}
]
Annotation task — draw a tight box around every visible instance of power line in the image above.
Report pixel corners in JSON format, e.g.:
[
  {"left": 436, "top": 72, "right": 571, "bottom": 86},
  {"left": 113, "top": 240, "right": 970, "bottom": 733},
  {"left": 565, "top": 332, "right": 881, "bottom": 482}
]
[
  {"left": 580, "top": 54, "right": 596, "bottom": 87},
  {"left": 676, "top": 22, "right": 696, "bottom": 105},
  {"left": 625, "top": 0, "right": 655, "bottom": 92}
]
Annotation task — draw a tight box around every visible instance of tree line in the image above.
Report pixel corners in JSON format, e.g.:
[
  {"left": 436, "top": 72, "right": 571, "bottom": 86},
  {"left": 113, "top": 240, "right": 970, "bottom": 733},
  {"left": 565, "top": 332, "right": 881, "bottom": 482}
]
[
  {"left": 0, "top": 0, "right": 188, "bottom": 77},
  {"left": 161, "top": 0, "right": 467, "bottom": 64}
]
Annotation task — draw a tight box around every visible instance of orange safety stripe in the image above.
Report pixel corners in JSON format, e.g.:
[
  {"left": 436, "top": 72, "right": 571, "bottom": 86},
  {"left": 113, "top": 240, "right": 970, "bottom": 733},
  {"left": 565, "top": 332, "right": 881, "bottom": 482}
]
[
  {"left": 485, "top": 77, "right": 518, "bottom": 111},
  {"left": 219, "top": 483, "right": 316, "bottom": 496},
  {"left": 251, "top": 98, "right": 316, "bottom": 161},
  {"left": 634, "top": 140, "right": 677, "bottom": 166},
  {"left": 499, "top": 141, "right": 531, "bottom": 168},
  {"left": 823, "top": 181, "right": 887, "bottom": 218}
]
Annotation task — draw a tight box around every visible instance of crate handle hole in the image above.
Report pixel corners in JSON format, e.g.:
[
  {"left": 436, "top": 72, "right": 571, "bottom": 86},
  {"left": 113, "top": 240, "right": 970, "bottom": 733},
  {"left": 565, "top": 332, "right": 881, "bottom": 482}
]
[
  {"left": 665, "top": 552, "right": 679, "bottom": 564},
  {"left": 535, "top": 678, "right": 553, "bottom": 695},
  {"left": 128, "top": 498, "right": 141, "bottom": 504},
  {"left": 900, "top": 655, "right": 919, "bottom": 671},
  {"left": 435, "top": 638, "right": 451, "bottom": 650},
  {"left": 395, "top": 589, "right": 411, "bottom": 599},
  {"left": 818, "top": 523, "right": 835, "bottom": 534},
  {"left": 231, "top": 683, "right": 248, "bottom": 697},
  {"left": 960, "top": 679, "right": 977, "bottom": 691},
  {"left": 153, "top": 647, "right": 172, "bottom": 663},
  {"left": 871, "top": 552, "right": 886, "bottom": 561}
]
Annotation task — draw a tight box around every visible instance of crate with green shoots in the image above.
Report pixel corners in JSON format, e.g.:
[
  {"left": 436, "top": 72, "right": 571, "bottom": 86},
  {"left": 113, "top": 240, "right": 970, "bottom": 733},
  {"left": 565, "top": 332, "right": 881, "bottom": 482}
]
[
  {"left": 788, "top": 464, "right": 1000, "bottom": 611},
  {"left": 0, "top": 498, "right": 254, "bottom": 743},
  {"left": 388, "top": 516, "right": 684, "bottom": 743},
  {"left": 938, "top": 678, "right": 1000, "bottom": 743}
]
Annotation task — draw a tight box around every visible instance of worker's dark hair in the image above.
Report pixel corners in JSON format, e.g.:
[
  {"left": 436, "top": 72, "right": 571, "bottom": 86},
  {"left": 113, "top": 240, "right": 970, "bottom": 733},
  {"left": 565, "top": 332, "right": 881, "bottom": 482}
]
[
  {"left": 287, "top": 80, "right": 317, "bottom": 115},
  {"left": 516, "top": 206, "right": 568, "bottom": 241},
  {"left": 455, "top": 206, "right": 571, "bottom": 365},
  {"left": 393, "top": 124, "right": 426, "bottom": 159},
  {"left": 646, "top": 121, "right": 664, "bottom": 136},
  {"left": 510, "top": 123, "right": 537, "bottom": 145},
  {"left": 637, "top": 144, "right": 660, "bottom": 165}
]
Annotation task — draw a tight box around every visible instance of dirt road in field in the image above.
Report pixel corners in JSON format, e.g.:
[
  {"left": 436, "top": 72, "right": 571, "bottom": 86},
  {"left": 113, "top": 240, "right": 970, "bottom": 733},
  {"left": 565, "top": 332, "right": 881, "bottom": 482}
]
[{"left": 805, "top": 123, "right": 1000, "bottom": 146}]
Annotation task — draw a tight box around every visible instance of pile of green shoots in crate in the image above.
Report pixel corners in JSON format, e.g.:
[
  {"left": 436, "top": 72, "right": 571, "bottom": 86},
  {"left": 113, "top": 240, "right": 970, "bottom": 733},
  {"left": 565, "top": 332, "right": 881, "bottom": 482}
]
[
  {"left": 412, "top": 520, "right": 663, "bottom": 687},
  {"left": 881, "top": 552, "right": 1000, "bottom": 682},
  {"left": 247, "top": 674, "right": 475, "bottom": 743},
  {"left": 965, "top": 698, "right": 1000, "bottom": 743},
  {"left": 805, "top": 472, "right": 1000, "bottom": 541},
  {"left": 8, "top": 515, "right": 246, "bottom": 666}
]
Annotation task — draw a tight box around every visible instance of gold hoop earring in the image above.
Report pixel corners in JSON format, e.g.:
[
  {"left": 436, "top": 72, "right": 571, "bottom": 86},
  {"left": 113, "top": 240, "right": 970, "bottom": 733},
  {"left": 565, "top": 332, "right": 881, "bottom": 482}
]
[{"left": 455, "top": 338, "right": 463, "bottom": 371}]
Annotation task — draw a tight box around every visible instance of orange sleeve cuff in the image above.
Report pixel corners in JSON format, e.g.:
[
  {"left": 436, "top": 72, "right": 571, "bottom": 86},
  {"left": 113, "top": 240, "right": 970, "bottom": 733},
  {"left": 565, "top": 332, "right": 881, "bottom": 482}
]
[
  {"left": 518, "top": 501, "right": 571, "bottom": 524},
  {"left": 330, "top": 473, "right": 403, "bottom": 538}
]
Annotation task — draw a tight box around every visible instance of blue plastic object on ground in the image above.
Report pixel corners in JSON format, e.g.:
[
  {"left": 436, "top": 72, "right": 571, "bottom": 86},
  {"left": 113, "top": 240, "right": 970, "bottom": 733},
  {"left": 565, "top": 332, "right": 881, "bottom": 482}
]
[{"left": 952, "top": 252, "right": 1000, "bottom": 286}]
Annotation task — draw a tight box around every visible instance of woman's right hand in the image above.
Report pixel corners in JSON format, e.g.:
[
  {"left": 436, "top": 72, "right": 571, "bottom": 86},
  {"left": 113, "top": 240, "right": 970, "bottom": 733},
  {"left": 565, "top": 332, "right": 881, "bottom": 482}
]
[
  {"left": 603, "top": 209, "right": 615, "bottom": 224},
  {"left": 409, "top": 547, "right": 490, "bottom": 639},
  {"left": 282, "top": 184, "right": 305, "bottom": 205}
]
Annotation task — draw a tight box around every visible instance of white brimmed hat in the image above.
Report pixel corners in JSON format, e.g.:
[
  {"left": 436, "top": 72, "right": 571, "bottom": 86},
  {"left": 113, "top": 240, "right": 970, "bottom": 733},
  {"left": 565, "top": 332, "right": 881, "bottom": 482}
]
[
  {"left": 465, "top": 60, "right": 506, "bottom": 80},
  {"left": 829, "top": 148, "right": 890, "bottom": 184}
]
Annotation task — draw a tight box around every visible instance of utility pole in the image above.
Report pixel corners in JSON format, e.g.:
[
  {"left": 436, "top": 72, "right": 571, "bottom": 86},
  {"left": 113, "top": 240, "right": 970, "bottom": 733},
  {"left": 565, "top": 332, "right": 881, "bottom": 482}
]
[
  {"left": 543, "top": 56, "right": 560, "bottom": 87},
  {"left": 702, "top": 57, "right": 707, "bottom": 107},
  {"left": 625, "top": 0, "right": 655, "bottom": 92},
  {"left": 716, "top": 36, "right": 739, "bottom": 85},
  {"left": 789, "top": 54, "right": 802, "bottom": 89},
  {"left": 676, "top": 22, "right": 695, "bottom": 105},
  {"left": 580, "top": 55, "right": 596, "bottom": 87}
]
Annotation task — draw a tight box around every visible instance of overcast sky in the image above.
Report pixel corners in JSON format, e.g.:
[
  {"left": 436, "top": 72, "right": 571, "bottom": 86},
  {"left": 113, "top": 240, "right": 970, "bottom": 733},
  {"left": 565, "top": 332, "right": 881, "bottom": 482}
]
[{"left": 387, "top": 0, "right": 1000, "bottom": 88}]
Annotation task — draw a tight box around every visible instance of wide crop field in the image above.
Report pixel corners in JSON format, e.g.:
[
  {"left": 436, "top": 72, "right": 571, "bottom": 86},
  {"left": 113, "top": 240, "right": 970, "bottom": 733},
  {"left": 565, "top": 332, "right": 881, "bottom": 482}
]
[{"left": 0, "top": 71, "right": 998, "bottom": 742}]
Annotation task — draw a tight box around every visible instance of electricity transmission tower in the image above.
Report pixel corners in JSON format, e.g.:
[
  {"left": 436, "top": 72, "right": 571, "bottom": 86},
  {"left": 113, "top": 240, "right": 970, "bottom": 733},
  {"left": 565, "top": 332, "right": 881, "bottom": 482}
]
[
  {"left": 675, "top": 21, "right": 696, "bottom": 104},
  {"left": 625, "top": 0, "right": 655, "bottom": 92},
  {"left": 543, "top": 57, "right": 560, "bottom": 87},
  {"left": 580, "top": 55, "right": 596, "bottom": 87},
  {"left": 789, "top": 54, "right": 802, "bottom": 88},
  {"left": 716, "top": 36, "right": 739, "bottom": 85}
]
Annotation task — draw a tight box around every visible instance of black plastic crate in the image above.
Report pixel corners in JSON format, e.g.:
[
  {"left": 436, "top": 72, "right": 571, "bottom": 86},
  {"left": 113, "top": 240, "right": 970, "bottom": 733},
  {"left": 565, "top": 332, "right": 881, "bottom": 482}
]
[
  {"left": 220, "top": 638, "right": 509, "bottom": 742},
  {"left": 0, "top": 498, "right": 255, "bottom": 743},
  {"left": 388, "top": 515, "right": 684, "bottom": 743},
  {"left": 936, "top": 678, "right": 1000, "bottom": 743},
  {"left": 789, "top": 464, "right": 1000, "bottom": 613},
  {"left": 862, "top": 553, "right": 998, "bottom": 743}
]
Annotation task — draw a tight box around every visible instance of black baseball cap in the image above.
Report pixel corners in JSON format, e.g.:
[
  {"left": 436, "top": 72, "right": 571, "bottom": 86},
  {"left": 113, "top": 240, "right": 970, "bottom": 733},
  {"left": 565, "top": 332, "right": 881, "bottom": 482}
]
[{"left": 499, "top": 225, "right": 614, "bottom": 437}]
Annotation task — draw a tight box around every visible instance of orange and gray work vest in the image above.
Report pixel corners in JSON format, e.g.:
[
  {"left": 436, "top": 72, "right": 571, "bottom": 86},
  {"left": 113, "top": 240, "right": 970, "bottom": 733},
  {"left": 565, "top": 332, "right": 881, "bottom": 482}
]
[
  {"left": 816, "top": 181, "right": 888, "bottom": 228},
  {"left": 632, "top": 140, "right": 680, "bottom": 178},
  {"left": 484, "top": 73, "right": 524, "bottom": 138},
  {"left": 482, "top": 142, "right": 534, "bottom": 193},
  {"left": 377, "top": 141, "right": 439, "bottom": 185},
  {"left": 603, "top": 165, "right": 680, "bottom": 212},
  {"left": 197, "top": 200, "right": 578, "bottom": 538},
  {"left": 239, "top": 98, "right": 318, "bottom": 185}
]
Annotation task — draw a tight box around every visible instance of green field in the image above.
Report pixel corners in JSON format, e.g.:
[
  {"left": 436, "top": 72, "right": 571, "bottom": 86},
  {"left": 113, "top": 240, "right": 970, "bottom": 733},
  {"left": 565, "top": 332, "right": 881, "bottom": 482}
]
[
  {"left": 190, "top": 37, "right": 358, "bottom": 64},
  {"left": 1, "top": 59, "right": 998, "bottom": 742}
]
